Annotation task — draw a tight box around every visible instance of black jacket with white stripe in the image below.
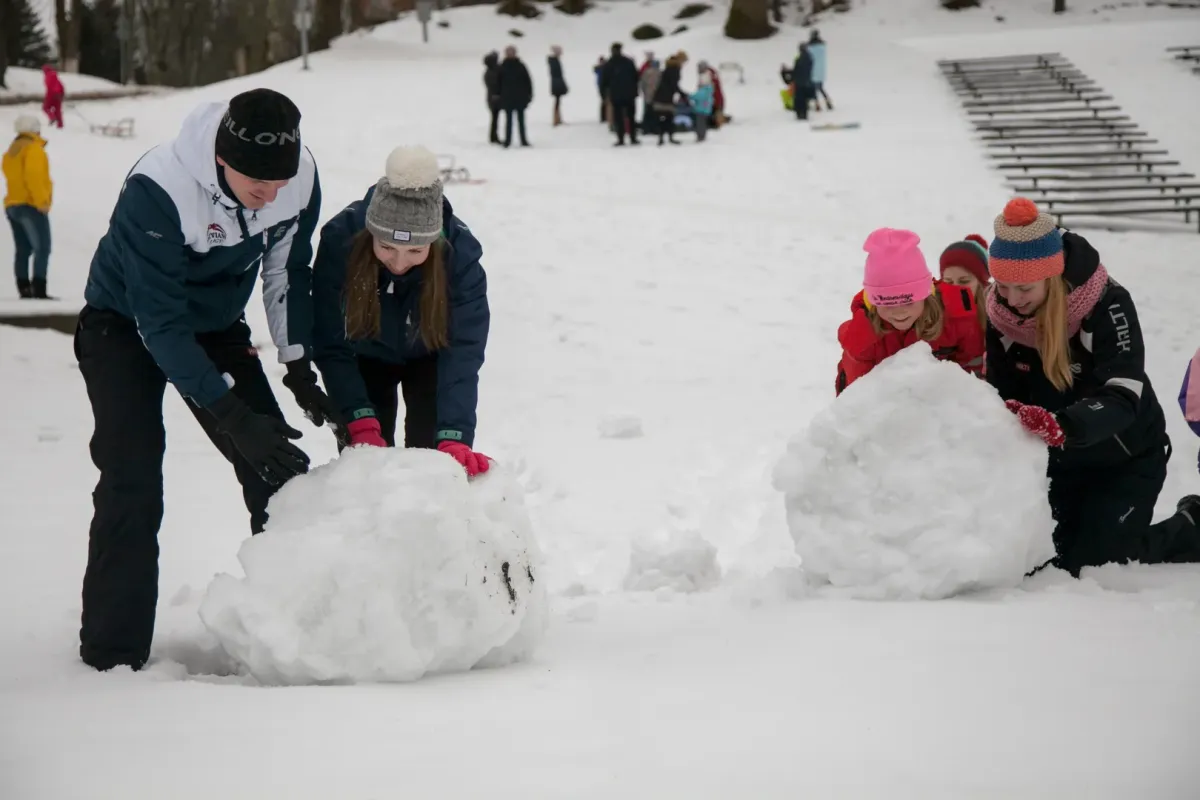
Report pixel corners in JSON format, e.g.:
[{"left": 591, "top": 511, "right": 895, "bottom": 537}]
[{"left": 986, "top": 232, "right": 1168, "bottom": 473}]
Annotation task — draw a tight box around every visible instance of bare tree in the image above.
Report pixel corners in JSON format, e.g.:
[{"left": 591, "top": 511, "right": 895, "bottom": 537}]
[{"left": 54, "top": 0, "right": 83, "bottom": 70}]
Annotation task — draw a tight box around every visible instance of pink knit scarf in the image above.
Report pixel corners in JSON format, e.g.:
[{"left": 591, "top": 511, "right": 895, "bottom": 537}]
[{"left": 987, "top": 263, "right": 1110, "bottom": 348}]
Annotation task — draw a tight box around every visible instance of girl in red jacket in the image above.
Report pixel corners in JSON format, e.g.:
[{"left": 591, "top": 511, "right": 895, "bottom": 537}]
[
  {"left": 836, "top": 228, "right": 985, "bottom": 395},
  {"left": 939, "top": 233, "right": 990, "bottom": 333}
]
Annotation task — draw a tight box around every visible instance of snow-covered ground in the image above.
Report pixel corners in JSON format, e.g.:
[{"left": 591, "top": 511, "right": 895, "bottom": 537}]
[
  {"left": 0, "top": 65, "right": 122, "bottom": 98},
  {"left": 2, "top": 0, "right": 1200, "bottom": 796}
]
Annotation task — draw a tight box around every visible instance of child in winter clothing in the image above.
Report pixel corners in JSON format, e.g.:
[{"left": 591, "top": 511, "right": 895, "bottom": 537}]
[
  {"left": 985, "top": 197, "right": 1200, "bottom": 575},
  {"left": 311, "top": 146, "right": 491, "bottom": 478},
  {"left": 836, "top": 228, "right": 985, "bottom": 395},
  {"left": 689, "top": 73, "right": 714, "bottom": 141},
  {"left": 42, "top": 65, "right": 64, "bottom": 129},
  {"left": 3, "top": 115, "right": 53, "bottom": 298},
  {"left": 939, "top": 233, "right": 990, "bottom": 332}
]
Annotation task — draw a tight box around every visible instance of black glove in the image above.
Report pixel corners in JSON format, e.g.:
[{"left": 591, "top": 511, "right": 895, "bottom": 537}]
[
  {"left": 208, "top": 392, "right": 310, "bottom": 487},
  {"left": 281, "top": 359, "right": 341, "bottom": 429}
]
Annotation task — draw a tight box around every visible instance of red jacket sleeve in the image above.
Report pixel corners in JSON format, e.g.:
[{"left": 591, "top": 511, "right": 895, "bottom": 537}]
[
  {"left": 937, "top": 283, "right": 986, "bottom": 378},
  {"left": 836, "top": 303, "right": 885, "bottom": 395}
]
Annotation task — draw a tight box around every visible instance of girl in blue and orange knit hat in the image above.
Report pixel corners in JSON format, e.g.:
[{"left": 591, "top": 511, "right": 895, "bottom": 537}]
[
  {"left": 984, "top": 197, "right": 1200, "bottom": 575},
  {"left": 835, "top": 228, "right": 986, "bottom": 395}
]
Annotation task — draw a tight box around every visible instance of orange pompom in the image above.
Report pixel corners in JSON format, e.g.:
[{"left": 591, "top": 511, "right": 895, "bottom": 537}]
[{"left": 1003, "top": 197, "right": 1040, "bottom": 227}]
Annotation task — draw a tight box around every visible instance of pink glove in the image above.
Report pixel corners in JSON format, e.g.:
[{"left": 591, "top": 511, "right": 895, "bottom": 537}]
[
  {"left": 1006, "top": 400, "right": 1065, "bottom": 448},
  {"left": 346, "top": 418, "right": 388, "bottom": 448},
  {"left": 437, "top": 441, "right": 492, "bottom": 477}
]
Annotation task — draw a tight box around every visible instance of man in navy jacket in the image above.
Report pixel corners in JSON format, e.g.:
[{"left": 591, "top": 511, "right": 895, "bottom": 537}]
[{"left": 75, "top": 89, "right": 333, "bottom": 672}]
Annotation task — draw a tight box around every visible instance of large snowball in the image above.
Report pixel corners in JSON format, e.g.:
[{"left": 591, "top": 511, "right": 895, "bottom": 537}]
[
  {"left": 198, "top": 448, "right": 547, "bottom": 685},
  {"left": 772, "top": 344, "right": 1055, "bottom": 599}
]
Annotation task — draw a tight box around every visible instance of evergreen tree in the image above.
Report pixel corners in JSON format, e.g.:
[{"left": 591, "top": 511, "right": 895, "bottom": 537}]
[{"left": 7, "top": 0, "right": 53, "bottom": 69}]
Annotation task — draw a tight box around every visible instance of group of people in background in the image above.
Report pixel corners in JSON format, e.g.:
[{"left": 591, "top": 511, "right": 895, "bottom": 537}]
[
  {"left": 837, "top": 198, "right": 1200, "bottom": 578},
  {"left": 478, "top": 40, "right": 729, "bottom": 148},
  {"left": 781, "top": 29, "right": 833, "bottom": 120},
  {"left": 595, "top": 45, "right": 728, "bottom": 146}
]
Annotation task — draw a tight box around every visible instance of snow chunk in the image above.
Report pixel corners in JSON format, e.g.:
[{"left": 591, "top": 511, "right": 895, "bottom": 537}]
[
  {"left": 598, "top": 414, "right": 644, "bottom": 439},
  {"left": 198, "top": 448, "right": 547, "bottom": 685},
  {"left": 624, "top": 530, "right": 722, "bottom": 593},
  {"left": 772, "top": 344, "right": 1055, "bottom": 600}
]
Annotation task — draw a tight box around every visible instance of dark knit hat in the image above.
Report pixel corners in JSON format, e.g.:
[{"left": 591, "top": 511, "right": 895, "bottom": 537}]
[
  {"left": 989, "top": 198, "right": 1064, "bottom": 284},
  {"left": 215, "top": 88, "right": 302, "bottom": 181},
  {"left": 939, "top": 234, "right": 990, "bottom": 285}
]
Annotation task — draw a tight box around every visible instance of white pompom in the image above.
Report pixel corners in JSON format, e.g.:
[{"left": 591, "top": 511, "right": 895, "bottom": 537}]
[{"left": 384, "top": 145, "right": 441, "bottom": 190}]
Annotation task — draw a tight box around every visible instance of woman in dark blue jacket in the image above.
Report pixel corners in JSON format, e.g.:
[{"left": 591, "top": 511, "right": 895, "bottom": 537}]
[{"left": 311, "top": 146, "right": 492, "bottom": 476}]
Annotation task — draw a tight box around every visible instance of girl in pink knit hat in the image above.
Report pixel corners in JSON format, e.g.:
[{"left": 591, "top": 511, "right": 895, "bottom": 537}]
[
  {"left": 835, "top": 228, "right": 985, "bottom": 395},
  {"left": 985, "top": 197, "right": 1200, "bottom": 576}
]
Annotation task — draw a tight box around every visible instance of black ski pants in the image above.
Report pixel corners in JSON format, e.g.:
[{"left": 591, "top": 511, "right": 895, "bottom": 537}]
[
  {"left": 355, "top": 354, "right": 439, "bottom": 449},
  {"left": 1048, "top": 440, "right": 1200, "bottom": 576},
  {"left": 488, "top": 101, "right": 500, "bottom": 143},
  {"left": 503, "top": 108, "right": 529, "bottom": 147},
  {"left": 611, "top": 99, "right": 637, "bottom": 143},
  {"left": 74, "top": 305, "right": 288, "bottom": 671}
]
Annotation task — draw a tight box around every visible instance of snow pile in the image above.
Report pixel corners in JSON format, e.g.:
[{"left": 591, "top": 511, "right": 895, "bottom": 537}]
[
  {"left": 772, "top": 345, "right": 1056, "bottom": 600},
  {"left": 623, "top": 530, "right": 722, "bottom": 593},
  {"left": 198, "top": 447, "right": 547, "bottom": 685}
]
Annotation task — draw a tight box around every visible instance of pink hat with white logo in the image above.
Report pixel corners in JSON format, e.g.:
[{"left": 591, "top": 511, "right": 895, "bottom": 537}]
[{"left": 862, "top": 228, "right": 933, "bottom": 308}]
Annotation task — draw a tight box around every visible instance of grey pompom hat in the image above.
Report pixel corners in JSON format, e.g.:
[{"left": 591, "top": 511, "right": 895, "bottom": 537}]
[{"left": 365, "top": 146, "right": 444, "bottom": 247}]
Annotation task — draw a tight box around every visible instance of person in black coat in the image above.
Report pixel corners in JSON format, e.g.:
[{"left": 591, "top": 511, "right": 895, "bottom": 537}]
[
  {"left": 651, "top": 51, "right": 688, "bottom": 145},
  {"left": 985, "top": 198, "right": 1200, "bottom": 577},
  {"left": 599, "top": 42, "right": 640, "bottom": 146},
  {"left": 483, "top": 51, "right": 501, "bottom": 144},
  {"left": 792, "top": 44, "right": 814, "bottom": 121},
  {"left": 497, "top": 45, "right": 533, "bottom": 148},
  {"left": 548, "top": 45, "right": 568, "bottom": 127}
]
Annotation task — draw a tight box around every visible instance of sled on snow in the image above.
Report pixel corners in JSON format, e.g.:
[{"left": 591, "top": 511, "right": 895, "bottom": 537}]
[
  {"left": 436, "top": 154, "right": 486, "bottom": 185},
  {"left": 68, "top": 105, "right": 136, "bottom": 138},
  {"left": 811, "top": 122, "right": 861, "bottom": 131},
  {"left": 91, "top": 117, "right": 136, "bottom": 138}
]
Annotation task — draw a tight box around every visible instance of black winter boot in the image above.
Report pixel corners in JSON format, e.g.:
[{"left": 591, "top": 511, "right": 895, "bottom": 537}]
[
  {"left": 1177, "top": 495, "right": 1200, "bottom": 528},
  {"left": 17, "top": 279, "right": 32, "bottom": 299},
  {"left": 31, "top": 278, "right": 51, "bottom": 299}
]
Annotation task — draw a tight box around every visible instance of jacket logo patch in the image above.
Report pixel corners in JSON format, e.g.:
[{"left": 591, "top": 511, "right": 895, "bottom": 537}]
[
  {"left": 207, "top": 223, "right": 227, "bottom": 247},
  {"left": 1070, "top": 363, "right": 1082, "bottom": 375},
  {"left": 1016, "top": 362, "right": 1031, "bottom": 372},
  {"left": 1108, "top": 305, "right": 1132, "bottom": 354}
]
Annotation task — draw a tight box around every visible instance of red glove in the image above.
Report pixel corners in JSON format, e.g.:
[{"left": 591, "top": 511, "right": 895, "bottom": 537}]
[
  {"left": 1005, "top": 400, "right": 1065, "bottom": 448},
  {"left": 346, "top": 418, "right": 388, "bottom": 448},
  {"left": 437, "top": 441, "right": 491, "bottom": 477}
]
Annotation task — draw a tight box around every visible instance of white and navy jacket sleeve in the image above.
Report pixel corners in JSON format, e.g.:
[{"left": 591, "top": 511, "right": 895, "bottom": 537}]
[
  {"left": 260, "top": 147, "right": 321, "bottom": 364},
  {"left": 113, "top": 174, "right": 233, "bottom": 407}
]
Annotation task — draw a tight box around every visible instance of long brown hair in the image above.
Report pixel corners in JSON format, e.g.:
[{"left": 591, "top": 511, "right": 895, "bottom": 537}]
[
  {"left": 867, "top": 293, "right": 945, "bottom": 342},
  {"left": 1034, "top": 276, "right": 1071, "bottom": 392},
  {"left": 343, "top": 229, "right": 450, "bottom": 351}
]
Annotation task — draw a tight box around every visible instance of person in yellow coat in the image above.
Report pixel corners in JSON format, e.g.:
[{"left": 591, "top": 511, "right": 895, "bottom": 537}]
[{"left": 3, "top": 115, "right": 53, "bottom": 298}]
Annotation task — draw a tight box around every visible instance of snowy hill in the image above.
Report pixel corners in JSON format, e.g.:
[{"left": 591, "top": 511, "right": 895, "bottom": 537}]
[{"left": 2, "top": 1, "right": 1200, "bottom": 797}]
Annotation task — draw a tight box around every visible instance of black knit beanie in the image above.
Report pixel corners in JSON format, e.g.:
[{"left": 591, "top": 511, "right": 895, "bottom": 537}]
[{"left": 214, "top": 88, "right": 302, "bottom": 181}]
